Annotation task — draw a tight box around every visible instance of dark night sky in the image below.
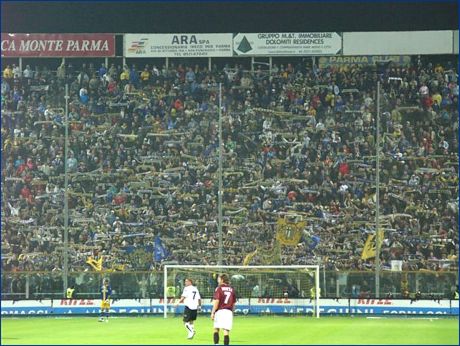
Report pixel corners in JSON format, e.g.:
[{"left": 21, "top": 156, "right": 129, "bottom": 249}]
[{"left": 1, "top": 1, "right": 458, "bottom": 33}]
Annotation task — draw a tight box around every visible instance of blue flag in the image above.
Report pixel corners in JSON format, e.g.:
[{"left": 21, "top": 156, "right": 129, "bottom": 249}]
[
  {"left": 154, "top": 235, "right": 169, "bottom": 262},
  {"left": 306, "top": 235, "right": 320, "bottom": 251}
]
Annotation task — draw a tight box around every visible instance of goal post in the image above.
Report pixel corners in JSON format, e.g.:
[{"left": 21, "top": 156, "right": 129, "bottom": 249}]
[{"left": 163, "top": 265, "right": 320, "bottom": 318}]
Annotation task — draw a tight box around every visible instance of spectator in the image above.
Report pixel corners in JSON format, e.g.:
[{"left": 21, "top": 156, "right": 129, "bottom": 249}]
[{"left": 0, "top": 57, "right": 457, "bottom": 289}]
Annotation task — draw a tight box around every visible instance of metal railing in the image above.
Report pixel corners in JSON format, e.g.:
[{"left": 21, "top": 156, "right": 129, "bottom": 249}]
[{"left": 2, "top": 270, "right": 457, "bottom": 300}]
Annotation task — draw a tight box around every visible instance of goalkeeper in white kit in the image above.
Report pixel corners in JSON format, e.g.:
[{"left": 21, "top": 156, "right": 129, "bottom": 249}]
[{"left": 175, "top": 278, "right": 202, "bottom": 339}]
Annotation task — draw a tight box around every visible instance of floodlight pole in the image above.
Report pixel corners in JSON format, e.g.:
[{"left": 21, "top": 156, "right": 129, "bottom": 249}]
[
  {"left": 375, "top": 79, "right": 381, "bottom": 298},
  {"left": 63, "top": 84, "right": 70, "bottom": 294},
  {"left": 218, "top": 83, "right": 223, "bottom": 266},
  {"left": 375, "top": 76, "right": 402, "bottom": 298}
]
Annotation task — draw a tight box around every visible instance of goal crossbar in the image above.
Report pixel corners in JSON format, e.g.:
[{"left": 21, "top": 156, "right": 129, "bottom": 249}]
[{"left": 163, "top": 265, "right": 320, "bottom": 318}]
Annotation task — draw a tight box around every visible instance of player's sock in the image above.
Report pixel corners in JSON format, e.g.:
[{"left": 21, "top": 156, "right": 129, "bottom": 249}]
[
  {"left": 224, "top": 335, "right": 229, "bottom": 345},
  {"left": 213, "top": 332, "right": 219, "bottom": 344},
  {"left": 187, "top": 323, "right": 195, "bottom": 339}
]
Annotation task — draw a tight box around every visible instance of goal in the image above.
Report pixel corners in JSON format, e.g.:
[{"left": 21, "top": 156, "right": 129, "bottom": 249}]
[{"left": 163, "top": 265, "right": 320, "bottom": 318}]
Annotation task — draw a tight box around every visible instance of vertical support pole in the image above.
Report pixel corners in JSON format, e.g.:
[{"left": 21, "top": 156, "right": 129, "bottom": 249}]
[
  {"left": 63, "top": 84, "right": 70, "bottom": 295},
  {"left": 336, "top": 274, "right": 340, "bottom": 298},
  {"left": 323, "top": 264, "right": 326, "bottom": 300},
  {"left": 315, "top": 266, "right": 320, "bottom": 318},
  {"left": 25, "top": 274, "right": 29, "bottom": 299},
  {"left": 163, "top": 266, "right": 168, "bottom": 318},
  {"left": 375, "top": 80, "right": 381, "bottom": 298},
  {"left": 218, "top": 83, "right": 223, "bottom": 266},
  {"left": 122, "top": 33, "right": 126, "bottom": 70}
]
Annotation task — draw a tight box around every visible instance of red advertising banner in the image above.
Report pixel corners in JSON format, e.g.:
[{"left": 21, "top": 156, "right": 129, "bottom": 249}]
[{"left": 1, "top": 33, "right": 115, "bottom": 57}]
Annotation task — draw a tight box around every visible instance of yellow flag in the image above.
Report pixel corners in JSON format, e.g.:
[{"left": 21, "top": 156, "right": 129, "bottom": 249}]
[
  {"left": 243, "top": 249, "right": 258, "bottom": 266},
  {"left": 243, "top": 241, "right": 281, "bottom": 265},
  {"left": 260, "top": 240, "right": 281, "bottom": 265},
  {"left": 361, "top": 230, "right": 384, "bottom": 260},
  {"left": 276, "top": 218, "right": 305, "bottom": 246},
  {"left": 86, "top": 256, "right": 103, "bottom": 271}
]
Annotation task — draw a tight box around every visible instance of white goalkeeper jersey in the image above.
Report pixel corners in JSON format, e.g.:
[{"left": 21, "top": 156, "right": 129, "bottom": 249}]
[{"left": 181, "top": 285, "right": 201, "bottom": 310}]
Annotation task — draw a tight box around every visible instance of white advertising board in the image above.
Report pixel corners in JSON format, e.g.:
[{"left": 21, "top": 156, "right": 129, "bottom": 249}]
[
  {"left": 343, "top": 31, "right": 454, "bottom": 55},
  {"left": 233, "top": 32, "right": 342, "bottom": 56},
  {"left": 125, "top": 34, "right": 233, "bottom": 57}
]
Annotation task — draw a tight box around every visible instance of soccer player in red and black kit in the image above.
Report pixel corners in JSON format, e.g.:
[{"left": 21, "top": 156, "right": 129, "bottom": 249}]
[{"left": 211, "top": 274, "right": 236, "bottom": 345}]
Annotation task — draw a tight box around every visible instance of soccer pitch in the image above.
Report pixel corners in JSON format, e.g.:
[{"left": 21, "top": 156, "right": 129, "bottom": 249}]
[{"left": 1, "top": 316, "right": 458, "bottom": 345}]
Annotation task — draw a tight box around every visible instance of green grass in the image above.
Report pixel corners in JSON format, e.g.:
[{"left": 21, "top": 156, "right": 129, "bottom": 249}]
[{"left": 1, "top": 315, "right": 458, "bottom": 345}]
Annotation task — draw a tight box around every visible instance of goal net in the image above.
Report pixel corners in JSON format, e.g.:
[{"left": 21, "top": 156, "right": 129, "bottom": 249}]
[{"left": 163, "top": 265, "right": 320, "bottom": 318}]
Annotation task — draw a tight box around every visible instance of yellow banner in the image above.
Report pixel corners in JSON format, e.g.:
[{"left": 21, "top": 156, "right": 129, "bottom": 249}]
[
  {"left": 86, "top": 256, "right": 103, "bottom": 271},
  {"left": 276, "top": 218, "right": 305, "bottom": 246},
  {"left": 243, "top": 241, "right": 281, "bottom": 265},
  {"left": 361, "top": 230, "right": 384, "bottom": 260}
]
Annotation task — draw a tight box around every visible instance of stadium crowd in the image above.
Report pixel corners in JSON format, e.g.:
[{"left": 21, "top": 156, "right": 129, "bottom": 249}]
[{"left": 1, "top": 57, "right": 458, "bottom": 296}]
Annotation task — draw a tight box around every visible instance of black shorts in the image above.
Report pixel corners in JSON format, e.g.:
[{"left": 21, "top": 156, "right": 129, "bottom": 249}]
[{"left": 183, "top": 306, "right": 198, "bottom": 322}]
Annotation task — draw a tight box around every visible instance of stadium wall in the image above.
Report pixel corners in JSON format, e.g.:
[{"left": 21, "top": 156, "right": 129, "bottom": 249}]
[{"left": 2, "top": 299, "right": 458, "bottom": 316}]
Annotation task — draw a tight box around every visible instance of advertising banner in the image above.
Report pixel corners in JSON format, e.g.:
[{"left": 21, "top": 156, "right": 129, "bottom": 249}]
[
  {"left": 349, "top": 298, "right": 457, "bottom": 315},
  {"left": 1, "top": 33, "right": 115, "bottom": 57},
  {"left": 233, "top": 32, "right": 342, "bottom": 56},
  {"left": 318, "top": 55, "right": 411, "bottom": 68},
  {"left": 1, "top": 300, "right": 52, "bottom": 315},
  {"left": 343, "top": 31, "right": 453, "bottom": 55},
  {"left": 125, "top": 34, "right": 233, "bottom": 57},
  {"left": 1, "top": 299, "right": 458, "bottom": 316},
  {"left": 52, "top": 299, "right": 153, "bottom": 314}
]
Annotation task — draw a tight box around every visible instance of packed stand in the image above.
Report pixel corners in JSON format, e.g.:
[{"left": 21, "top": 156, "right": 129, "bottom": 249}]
[{"left": 1, "top": 58, "right": 458, "bottom": 285}]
